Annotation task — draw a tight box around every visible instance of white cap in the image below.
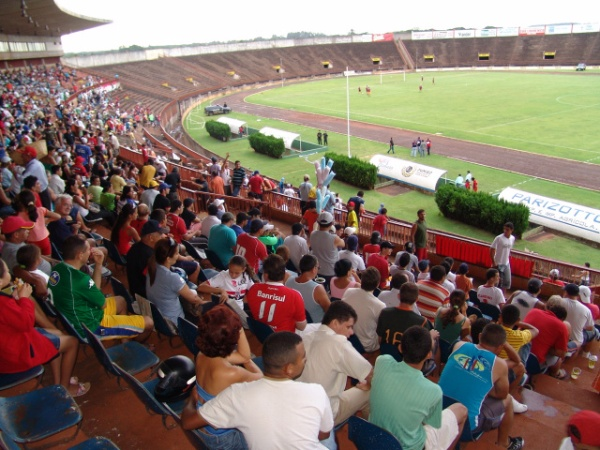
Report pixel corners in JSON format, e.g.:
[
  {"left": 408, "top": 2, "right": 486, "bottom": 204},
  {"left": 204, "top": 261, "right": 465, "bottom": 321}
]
[
  {"left": 579, "top": 285, "right": 591, "bottom": 304},
  {"left": 213, "top": 199, "right": 225, "bottom": 208},
  {"left": 344, "top": 227, "right": 357, "bottom": 236}
]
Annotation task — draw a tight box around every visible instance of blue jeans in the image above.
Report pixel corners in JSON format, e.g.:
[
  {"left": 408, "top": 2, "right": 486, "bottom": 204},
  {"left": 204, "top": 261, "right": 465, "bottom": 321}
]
[
  {"left": 232, "top": 185, "right": 242, "bottom": 197},
  {"left": 194, "top": 427, "right": 248, "bottom": 450}
]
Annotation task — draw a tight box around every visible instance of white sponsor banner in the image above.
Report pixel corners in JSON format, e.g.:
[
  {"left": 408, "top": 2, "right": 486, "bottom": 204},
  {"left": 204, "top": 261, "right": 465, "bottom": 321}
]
[
  {"left": 498, "top": 188, "right": 600, "bottom": 244},
  {"left": 476, "top": 28, "right": 498, "bottom": 37},
  {"left": 369, "top": 155, "right": 446, "bottom": 192},
  {"left": 433, "top": 30, "right": 454, "bottom": 39},
  {"left": 497, "top": 27, "right": 519, "bottom": 37},
  {"left": 412, "top": 31, "right": 434, "bottom": 40},
  {"left": 519, "top": 26, "right": 546, "bottom": 36},
  {"left": 454, "top": 30, "right": 476, "bottom": 38},
  {"left": 545, "top": 24, "right": 573, "bottom": 35},
  {"left": 573, "top": 23, "right": 600, "bottom": 33}
]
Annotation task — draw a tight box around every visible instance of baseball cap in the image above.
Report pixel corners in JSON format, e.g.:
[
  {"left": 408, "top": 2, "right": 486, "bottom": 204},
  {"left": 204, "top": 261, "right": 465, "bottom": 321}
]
[
  {"left": 347, "top": 235, "right": 359, "bottom": 251},
  {"left": 213, "top": 199, "right": 225, "bottom": 208},
  {"left": 458, "top": 263, "right": 469, "bottom": 274},
  {"left": 19, "top": 146, "right": 37, "bottom": 159},
  {"left": 2, "top": 216, "right": 34, "bottom": 234},
  {"left": 141, "top": 219, "right": 169, "bottom": 236},
  {"left": 567, "top": 410, "right": 600, "bottom": 446},
  {"left": 380, "top": 241, "right": 394, "bottom": 249},
  {"left": 578, "top": 285, "right": 591, "bottom": 304},
  {"left": 564, "top": 283, "right": 580, "bottom": 296},
  {"left": 148, "top": 180, "right": 160, "bottom": 188},
  {"left": 527, "top": 278, "right": 543, "bottom": 293},
  {"left": 549, "top": 268, "right": 560, "bottom": 278},
  {"left": 253, "top": 170, "right": 260, "bottom": 175},
  {"left": 159, "top": 182, "right": 171, "bottom": 190},
  {"left": 418, "top": 259, "right": 430, "bottom": 271},
  {"left": 344, "top": 227, "right": 356, "bottom": 236},
  {"left": 250, "top": 219, "right": 269, "bottom": 234},
  {"left": 317, "top": 211, "right": 334, "bottom": 226},
  {"left": 347, "top": 201, "right": 355, "bottom": 208}
]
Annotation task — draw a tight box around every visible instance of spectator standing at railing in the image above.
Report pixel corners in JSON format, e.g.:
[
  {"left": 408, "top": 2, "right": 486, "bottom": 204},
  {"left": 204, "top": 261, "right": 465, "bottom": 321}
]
[
  {"left": 299, "top": 175, "right": 312, "bottom": 214},
  {"left": 410, "top": 209, "right": 428, "bottom": 261},
  {"left": 231, "top": 160, "right": 245, "bottom": 197}
]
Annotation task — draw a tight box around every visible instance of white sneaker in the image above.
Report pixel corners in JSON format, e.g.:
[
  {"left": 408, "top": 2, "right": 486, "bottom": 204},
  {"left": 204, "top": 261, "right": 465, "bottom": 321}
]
[{"left": 512, "top": 397, "right": 528, "bottom": 414}]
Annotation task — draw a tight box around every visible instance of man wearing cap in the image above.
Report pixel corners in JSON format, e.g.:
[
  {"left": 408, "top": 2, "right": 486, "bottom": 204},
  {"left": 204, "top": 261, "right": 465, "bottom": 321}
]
[
  {"left": 543, "top": 268, "right": 565, "bottom": 287},
  {"left": 212, "top": 198, "right": 226, "bottom": 220},
  {"left": 339, "top": 234, "right": 366, "bottom": 272},
  {"left": 1, "top": 216, "right": 52, "bottom": 276},
  {"left": 140, "top": 180, "right": 160, "bottom": 210},
  {"left": 283, "top": 223, "right": 310, "bottom": 272},
  {"left": 127, "top": 219, "right": 169, "bottom": 298},
  {"left": 559, "top": 410, "right": 600, "bottom": 450},
  {"left": 310, "top": 211, "right": 345, "bottom": 290},
  {"left": 152, "top": 182, "right": 171, "bottom": 212},
  {"left": 563, "top": 283, "right": 598, "bottom": 356},
  {"left": 246, "top": 170, "right": 261, "bottom": 199},
  {"left": 19, "top": 145, "right": 51, "bottom": 209},
  {"left": 508, "top": 278, "right": 545, "bottom": 319},
  {"left": 244, "top": 208, "right": 261, "bottom": 233},
  {"left": 50, "top": 235, "right": 153, "bottom": 340},
  {"left": 236, "top": 219, "right": 270, "bottom": 273},
  {"left": 208, "top": 212, "right": 237, "bottom": 268},
  {"left": 367, "top": 241, "right": 394, "bottom": 289}
]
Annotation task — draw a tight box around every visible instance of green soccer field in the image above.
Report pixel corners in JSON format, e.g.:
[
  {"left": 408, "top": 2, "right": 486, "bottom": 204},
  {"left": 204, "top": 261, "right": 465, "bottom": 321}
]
[{"left": 184, "top": 71, "right": 600, "bottom": 264}]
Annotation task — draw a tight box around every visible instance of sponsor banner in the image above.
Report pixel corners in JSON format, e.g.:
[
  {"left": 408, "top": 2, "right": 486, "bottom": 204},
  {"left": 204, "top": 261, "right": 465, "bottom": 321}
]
[
  {"left": 476, "top": 28, "right": 498, "bottom": 37},
  {"left": 454, "top": 30, "right": 476, "bottom": 38},
  {"left": 519, "top": 26, "right": 546, "bottom": 36},
  {"left": 498, "top": 188, "right": 600, "bottom": 244},
  {"left": 545, "top": 24, "right": 573, "bottom": 35},
  {"left": 372, "top": 33, "right": 394, "bottom": 42},
  {"left": 573, "top": 23, "right": 600, "bottom": 33},
  {"left": 412, "top": 31, "right": 433, "bottom": 40},
  {"left": 369, "top": 155, "right": 446, "bottom": 192},
  {"left": 497, "top": 27, "right": 519, "bottom": 37},
  {"left": 433, "top": 30, "right": 454, "bottom": 39}
]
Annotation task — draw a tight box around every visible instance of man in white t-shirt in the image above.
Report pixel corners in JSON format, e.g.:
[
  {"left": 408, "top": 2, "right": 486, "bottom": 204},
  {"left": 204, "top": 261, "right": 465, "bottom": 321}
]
[
  {"left": 283, "top": 223, "right": 310, "bottom": 271},
  {"left": 338, "top": 235, "right": 366, "bottom": 272},
  {"left": 490, "top": 222, "right": 516, "bottom": 290},
  {"left": 508, "top": 278, "right": 544, "bottom": 319},
  {"left": 182, "top": 332, "right": 334, "bottom": 450},
  {"left": 477, "top": 268, "right": 506, "bottom": 309},
  {"left": 563, "top": 284, "right": 599, "bottom": 355}
]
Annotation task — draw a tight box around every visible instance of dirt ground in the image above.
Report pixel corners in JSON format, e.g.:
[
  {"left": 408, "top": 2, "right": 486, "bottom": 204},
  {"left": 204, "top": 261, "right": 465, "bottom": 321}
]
[{"left": 224, "top": 88, "right": 600, "bottom": 191}]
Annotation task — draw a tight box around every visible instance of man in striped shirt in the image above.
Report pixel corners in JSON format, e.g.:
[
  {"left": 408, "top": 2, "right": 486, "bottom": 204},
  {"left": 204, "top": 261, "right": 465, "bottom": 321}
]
[{"left": 416, "top": 265, "right": 450, "bottom": 322}]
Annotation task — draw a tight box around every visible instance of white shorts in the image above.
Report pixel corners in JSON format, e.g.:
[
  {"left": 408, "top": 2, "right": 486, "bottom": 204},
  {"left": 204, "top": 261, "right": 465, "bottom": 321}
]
[{"left": 424, "top": 408, "right": 459, "bottom": 450}]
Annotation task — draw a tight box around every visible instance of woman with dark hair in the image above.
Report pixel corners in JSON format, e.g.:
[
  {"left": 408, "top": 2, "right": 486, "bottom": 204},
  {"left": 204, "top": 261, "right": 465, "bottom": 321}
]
[
  {"left": 434, "top": 289, "right": 474, "bottom": 343},
  {"left": 110, "top": 203, "right": 140, "bottom": 257},
  {"left": 116, "top": 185, "right": 137, "bottom": 215},
  {"left": 146, "top": 237, "right": 208, "bottom": 326},
  {"left": 193, "top": 305, "right": 262, "bottom": 449},
  {"left": 330, "top": 258, "right": 360, "bottom": 300},
  {"left": 14, "top": 189, "right": 60, "bottom": 256}
]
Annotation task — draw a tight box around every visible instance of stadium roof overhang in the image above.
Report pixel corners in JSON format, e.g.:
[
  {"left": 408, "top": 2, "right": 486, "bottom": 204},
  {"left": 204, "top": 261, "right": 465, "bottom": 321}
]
[{"left": 0, "top": 0, "right": 109, "bottom": 38}]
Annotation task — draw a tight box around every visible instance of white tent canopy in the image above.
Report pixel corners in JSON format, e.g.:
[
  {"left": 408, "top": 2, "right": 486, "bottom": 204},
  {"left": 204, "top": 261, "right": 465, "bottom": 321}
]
[
  {"left": 259, "top": 127, "right": 300, "bottom": 150},
  {"left": 216, "top": 117, "right": 246, "bottom": 134}
]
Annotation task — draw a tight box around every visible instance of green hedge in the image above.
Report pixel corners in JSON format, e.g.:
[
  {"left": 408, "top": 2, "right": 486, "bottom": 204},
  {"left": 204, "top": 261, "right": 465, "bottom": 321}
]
[
  {"left": 248, "top": 133, "right": 285, "bottom": 158},
  {"left": 435, "top": 184, "right": 529, "bottom": 237},
  {"left": 206, "top": 120, "right": 231, "bottom": 141},
  {"left": 323, "top": 152, "right": 377, "bottom": 189}
]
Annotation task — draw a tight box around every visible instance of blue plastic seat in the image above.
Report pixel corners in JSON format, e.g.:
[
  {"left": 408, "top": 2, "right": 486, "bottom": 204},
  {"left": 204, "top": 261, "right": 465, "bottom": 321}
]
[
  {"left": 204, "top": 248, "right": 227, "bottom": 271},
  {"left": 110, "top": 277, "right": 136, "bottom": 314},
  {"left": 0, "top": 365, "right": 44, "bottom": 391},
  {"left": 477, "top": 303, "right": 500, "bottom": 322},
  {"left": 182, "top": 240, "right": 207, "bottom": 261},
  {"left": 113, "top": 364, "right": 188, "bottom": 430},
  {"left": 349, "top": 334, "right": 366, "bottom": 354},
  {"left": 177, "top": 317, "right": 200, "bottom": 357},
  {"left": 162, "top": 404, "right": 210, "bottom": 450},
  {"left": 379, "top": 342, "right": 403, "bottom": 362},
  {"left": 347, "top": 416, "right": 403, "bottom": 450},
  {"left": 81, "top": 324, "right": 159, "bottom": 384},
  {"left": 0, "top": 385, "right": 83, "bottom": 448},
  {"left": 103, "top": 238, "right": 127, "bottom": 273},
  {"left": 68, "top": 437, "right": 120, "bottom": 449},
  {"left": 247, "top": 317, "right": 274, "bottom": 344},
  {"left": 55, "top": 308, "right": 89, "bottom": 344}
]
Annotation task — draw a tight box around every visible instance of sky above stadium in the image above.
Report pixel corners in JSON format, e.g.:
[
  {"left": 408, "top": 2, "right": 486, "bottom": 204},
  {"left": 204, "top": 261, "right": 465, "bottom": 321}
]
[{"left": 57, "top": 0, "right": 598, "bottom": 54}]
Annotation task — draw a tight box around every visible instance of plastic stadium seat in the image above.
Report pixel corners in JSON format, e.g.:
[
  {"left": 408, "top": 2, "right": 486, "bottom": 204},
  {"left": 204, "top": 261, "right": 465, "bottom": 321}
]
[
  {"left": 0, "top": 366, "right": 44, "bottom": 392},
  {"left": 163, "top": 404, "right": 210, "bottom": 450},
  {"left": 178, "top": 317, "right": 200, "bottom": 357},
  {"left": 68, "top": 437, "right": 121, "bottom": 449},
  {"left": 0, "top": 385, "right": 83, "bottom": 448},
  {"left": 477, "top": 303, "right": 500, "bottom": 322},
  {"left": 103, "top": 238, "right": 127, "bottom": 273},
  {"left": 110, "top": 277, "right": 136, "bottom": 314},
  {"left": 182, "top": 240, "right": 206, "bottom": 261},
  {"left": 347, "top": 416, "right": 403, "bottom": 450},
  {"left": 247, "top": 317, "right": 274, "bottom": 344}
]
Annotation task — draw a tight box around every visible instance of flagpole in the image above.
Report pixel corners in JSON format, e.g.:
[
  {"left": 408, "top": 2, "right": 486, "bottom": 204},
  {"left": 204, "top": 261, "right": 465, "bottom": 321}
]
[{"left": 346, "top": 66, "right": 351, "bottom": 157}]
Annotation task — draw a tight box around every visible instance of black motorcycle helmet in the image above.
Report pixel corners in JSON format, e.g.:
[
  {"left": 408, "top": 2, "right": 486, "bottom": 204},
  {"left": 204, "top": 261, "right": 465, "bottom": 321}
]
[{"left": 154, "top": 355, "right": 196, "bottom": 402}]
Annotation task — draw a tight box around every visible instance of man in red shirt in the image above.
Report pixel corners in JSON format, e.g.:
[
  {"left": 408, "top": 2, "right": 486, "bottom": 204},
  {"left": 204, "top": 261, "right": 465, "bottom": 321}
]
[
  {"left": 372, "top": 208, "right": 388, "bottom": 237},
  {"left": 246, "top": 254, "right": 307, "bottom": 332},
  {"left": 166, "top": 200, "right": 203, "bottom": 243},
  {"left": 248, "top": 170, "right": 264, "bottom": 200},
  {"left": 367, "top": 241, "right": 394, "bottom": 289},
  {"left": 235, "top": 219, "right": 269, "bottom": 273}
]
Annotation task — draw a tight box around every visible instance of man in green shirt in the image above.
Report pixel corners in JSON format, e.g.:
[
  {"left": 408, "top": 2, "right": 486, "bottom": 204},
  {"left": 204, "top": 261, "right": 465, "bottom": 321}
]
[
  {"left": 370, "top": 326, "right": 467, "bottom": 450},
  {"left": 49, "top": 235, "right": 153, "bottom": 340},
  {"left": 411, "top": 209, "right": 428, "bottom": 260}
]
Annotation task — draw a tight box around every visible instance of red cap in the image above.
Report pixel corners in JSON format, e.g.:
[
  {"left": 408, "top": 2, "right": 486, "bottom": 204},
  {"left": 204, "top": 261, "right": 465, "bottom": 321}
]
[
  {"left": 1, "top": 216, "right": 34, "bottom": 234},
  {"left": 567, "top": 410, "right": 600, "bottom": 446},
  {"left": 19, "top": 146, "right": 37, "bottom": 159},
  {"left": 348, "top": 201, "right": 355, "bottom": 208}
]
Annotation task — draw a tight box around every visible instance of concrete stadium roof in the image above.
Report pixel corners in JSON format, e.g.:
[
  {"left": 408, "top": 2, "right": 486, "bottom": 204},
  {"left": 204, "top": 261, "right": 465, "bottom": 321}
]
[{"left": 0, "top": 0, "right": 110, "bottom": 38}]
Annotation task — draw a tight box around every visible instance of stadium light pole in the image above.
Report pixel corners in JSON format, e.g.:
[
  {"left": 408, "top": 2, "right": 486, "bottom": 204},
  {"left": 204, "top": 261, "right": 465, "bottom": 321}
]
[{"left": 346, "top": 66, "right": 351, "bottom": 157}]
